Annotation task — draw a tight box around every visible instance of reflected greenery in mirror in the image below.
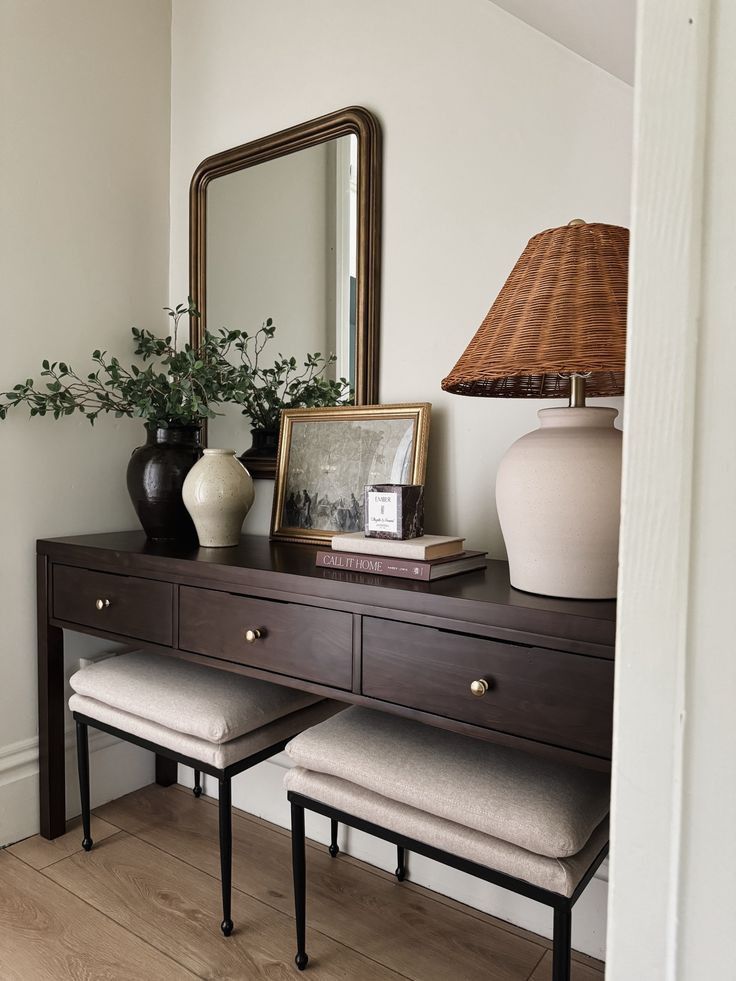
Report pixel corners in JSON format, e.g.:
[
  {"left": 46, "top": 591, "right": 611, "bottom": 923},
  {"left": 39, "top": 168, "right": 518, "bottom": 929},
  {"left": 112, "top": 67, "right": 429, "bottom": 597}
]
[{"left": 220, "top": 318, "right": 351, "bottom": 433}]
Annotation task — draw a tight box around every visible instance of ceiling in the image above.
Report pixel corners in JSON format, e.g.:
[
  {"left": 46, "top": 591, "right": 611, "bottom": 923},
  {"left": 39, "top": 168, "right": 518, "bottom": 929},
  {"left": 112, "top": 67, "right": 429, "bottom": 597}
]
[{"left": 489, "top": 0, "right": 636, "bottom": 84}]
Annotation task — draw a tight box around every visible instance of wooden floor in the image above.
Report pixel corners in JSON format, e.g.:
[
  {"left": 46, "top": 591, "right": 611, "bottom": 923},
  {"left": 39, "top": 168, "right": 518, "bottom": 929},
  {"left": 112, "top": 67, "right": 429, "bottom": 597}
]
[{"left": 2, "top": 784, "right": 604, "bottom": 980}]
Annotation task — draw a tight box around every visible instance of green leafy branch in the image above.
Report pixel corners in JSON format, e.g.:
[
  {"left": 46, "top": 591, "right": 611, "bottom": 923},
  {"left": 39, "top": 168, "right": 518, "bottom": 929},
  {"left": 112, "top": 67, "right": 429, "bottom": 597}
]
[
  {"left": 216, "top": 319, "right": 352, "bottom": 432},
  {"left": 0, "top": 301, "right": 236, "bottom": 427},
  {"left": 0, "top": 305, "right": 352, "bottom": 432}
]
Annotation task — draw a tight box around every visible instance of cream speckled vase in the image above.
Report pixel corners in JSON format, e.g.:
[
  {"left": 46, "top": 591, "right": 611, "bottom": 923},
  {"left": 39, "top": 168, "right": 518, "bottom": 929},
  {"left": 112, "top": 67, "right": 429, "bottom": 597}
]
[
  {"left": 496, "top": 407, "right": 622, "bottom": 599},
  {"left": 182, "top": 449, "right": 255, "bottom": 547}
]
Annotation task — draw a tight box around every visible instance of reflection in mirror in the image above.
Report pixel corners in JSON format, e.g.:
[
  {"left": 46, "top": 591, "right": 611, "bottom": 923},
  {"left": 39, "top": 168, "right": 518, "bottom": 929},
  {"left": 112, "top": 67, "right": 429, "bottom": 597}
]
[
  {"left": 190, "top": 107, "right": 381, "bottom": 479},
  {"left": 207, "top": 135, "right": 358, "bottom": 394}
]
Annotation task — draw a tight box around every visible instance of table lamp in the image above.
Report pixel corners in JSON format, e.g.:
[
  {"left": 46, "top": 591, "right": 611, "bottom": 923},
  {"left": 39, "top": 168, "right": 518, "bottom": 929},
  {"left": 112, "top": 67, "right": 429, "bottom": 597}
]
[{"left": 442, "top": 220, "right": 628, "bottom": 599}]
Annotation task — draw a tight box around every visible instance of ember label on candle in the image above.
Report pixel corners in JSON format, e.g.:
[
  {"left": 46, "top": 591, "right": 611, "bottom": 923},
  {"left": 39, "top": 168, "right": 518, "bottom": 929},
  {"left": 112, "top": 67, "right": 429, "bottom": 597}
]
[{"left": 366, "top": 491, "right": 398, "bottom": 533}]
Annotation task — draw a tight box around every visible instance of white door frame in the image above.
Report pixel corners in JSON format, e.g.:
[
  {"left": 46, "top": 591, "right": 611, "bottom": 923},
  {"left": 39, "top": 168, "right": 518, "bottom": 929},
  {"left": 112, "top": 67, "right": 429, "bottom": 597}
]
[{"left": 608, "top": 0, "right": 736, "bottom": 977}]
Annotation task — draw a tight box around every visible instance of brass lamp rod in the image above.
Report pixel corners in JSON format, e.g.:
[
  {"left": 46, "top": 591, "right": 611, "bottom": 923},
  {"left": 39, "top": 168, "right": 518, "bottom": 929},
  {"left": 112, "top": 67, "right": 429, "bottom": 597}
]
[{"left": 569, "top": 374, "right": 587, "bottom": 407}]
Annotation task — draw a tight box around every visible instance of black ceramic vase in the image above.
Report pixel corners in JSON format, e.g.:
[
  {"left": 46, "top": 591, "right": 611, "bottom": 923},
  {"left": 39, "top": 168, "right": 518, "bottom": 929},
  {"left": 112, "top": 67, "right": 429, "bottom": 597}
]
[
  {"left": 239, "top": 427, "right": 279, "bottom": 464},
  {"left": 238, "top": 427, "right": 280, "bottom": 478},
  {"left": 126, "top": 424, "right": 203, "bottom": 542}
]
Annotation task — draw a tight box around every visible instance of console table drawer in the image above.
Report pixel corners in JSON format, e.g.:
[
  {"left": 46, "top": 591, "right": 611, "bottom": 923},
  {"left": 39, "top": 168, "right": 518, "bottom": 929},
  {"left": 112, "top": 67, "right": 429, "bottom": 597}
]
[
  {"left": 179, "top": 586, "right": 353, "bottom": 689},
  {"left": 362, "top": 617, "right": 614, "bottom": 757},
  {"left": 52, "top": 565, "right": 173, "bottom": 646}
]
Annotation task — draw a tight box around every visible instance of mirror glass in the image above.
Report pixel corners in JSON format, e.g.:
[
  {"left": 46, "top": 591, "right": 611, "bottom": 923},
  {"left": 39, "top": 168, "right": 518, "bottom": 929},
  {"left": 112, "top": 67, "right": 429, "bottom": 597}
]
[
  {"left": 207, "top": 135, "right": 358, "bottom": 392},
  {"left": 190, "top": 107, "right": 382, "bottom": 478}
]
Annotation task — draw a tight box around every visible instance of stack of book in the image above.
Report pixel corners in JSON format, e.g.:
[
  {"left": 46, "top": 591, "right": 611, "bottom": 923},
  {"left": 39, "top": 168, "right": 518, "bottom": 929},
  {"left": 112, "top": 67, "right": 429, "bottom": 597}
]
[{"left": 316, "top": 533, "right": 487, "bottom": 582}]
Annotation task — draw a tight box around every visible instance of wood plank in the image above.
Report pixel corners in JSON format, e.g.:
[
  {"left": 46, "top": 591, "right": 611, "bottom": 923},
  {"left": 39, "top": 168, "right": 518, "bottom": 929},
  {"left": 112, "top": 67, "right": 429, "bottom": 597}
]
[
  {"left": 0, "top": 851, "right": 195, "bottom": 980},
  {"left": 8, "top": 815, "right": 119, "bottom": 870},
  {"left": 46, "top": 831, "right": 402, "bottom": 980},
  {"left": 529, "top": 949, "right": 604, "bottom": 980},
  {"left": 96, "top": 784, "right": 545, "bottom": 981}
]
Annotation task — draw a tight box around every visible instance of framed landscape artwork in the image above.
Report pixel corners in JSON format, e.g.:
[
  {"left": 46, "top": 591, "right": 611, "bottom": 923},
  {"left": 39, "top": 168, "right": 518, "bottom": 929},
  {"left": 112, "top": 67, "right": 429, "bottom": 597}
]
[{"left": 270, "top": 403, "right": 431, "bottom": 545}]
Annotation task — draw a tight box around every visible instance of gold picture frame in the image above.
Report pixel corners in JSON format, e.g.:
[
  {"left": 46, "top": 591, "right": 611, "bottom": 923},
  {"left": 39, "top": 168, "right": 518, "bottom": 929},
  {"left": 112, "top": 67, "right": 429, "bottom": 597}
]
[{"left": 270, "top": 403, "right": 431, "bottom": 545}]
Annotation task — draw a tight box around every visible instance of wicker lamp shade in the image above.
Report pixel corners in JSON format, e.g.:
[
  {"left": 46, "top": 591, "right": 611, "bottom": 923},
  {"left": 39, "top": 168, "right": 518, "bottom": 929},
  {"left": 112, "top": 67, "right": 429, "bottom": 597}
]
[{"left": 441, "top": 221, "right": 629, "bottom": 398}]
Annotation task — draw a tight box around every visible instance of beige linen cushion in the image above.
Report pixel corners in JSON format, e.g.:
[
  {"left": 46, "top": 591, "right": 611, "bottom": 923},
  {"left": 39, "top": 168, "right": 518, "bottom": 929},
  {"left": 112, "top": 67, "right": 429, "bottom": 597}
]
[
  {"left": 69, "top": 651, "right": 321, "bottom": 744},
  {"left": 70, "top": 693, "right": 344, "bottom": 769},
  {"left": 285, "top": 766, "right": 608, "bottom": 897},
  {"left": 285, "top": 707, "right": 609, "bottom": 858}
]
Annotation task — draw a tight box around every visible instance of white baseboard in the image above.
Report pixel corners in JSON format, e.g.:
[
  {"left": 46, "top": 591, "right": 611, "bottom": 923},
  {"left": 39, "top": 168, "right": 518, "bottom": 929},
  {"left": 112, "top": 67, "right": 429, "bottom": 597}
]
[
  {"left": 179, "top": 753, "right": 609, "bottom": 962},
  {"left": 0, "top": 728, "right": 154, "bottom": 847}
]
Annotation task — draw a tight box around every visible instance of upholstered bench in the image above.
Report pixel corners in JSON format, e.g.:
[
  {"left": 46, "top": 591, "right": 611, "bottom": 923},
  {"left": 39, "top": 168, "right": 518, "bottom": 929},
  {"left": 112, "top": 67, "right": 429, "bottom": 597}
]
[
  {"left": 69, "top": 651, "right": 342, "bottom": 936},
  {"left": 284, "top": 707, "right": 609, "bottom": 980}
]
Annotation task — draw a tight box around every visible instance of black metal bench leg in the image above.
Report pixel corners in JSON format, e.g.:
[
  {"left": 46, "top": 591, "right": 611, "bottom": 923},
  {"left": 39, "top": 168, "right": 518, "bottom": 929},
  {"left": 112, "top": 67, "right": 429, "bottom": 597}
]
[
  {"left": 75, "top": 721, "right": 93, "bottom": 852},
  {"left": 219, "top": 777, "right": 233, "bottom": 936},
  {"left": 552, "top": 905, "right": 572, "bottom": 981},
  {"left": 329, "top": 818, "right": 339, "bottom": 857},
  {"left": 193, "top": 769, "right": 202, "bottom": 798},
  {"left": 292, "top": 802, "right": 309, "bottom": 971},
  {"left": 395, "top": 846, "right": 407, "bottom": 881}
]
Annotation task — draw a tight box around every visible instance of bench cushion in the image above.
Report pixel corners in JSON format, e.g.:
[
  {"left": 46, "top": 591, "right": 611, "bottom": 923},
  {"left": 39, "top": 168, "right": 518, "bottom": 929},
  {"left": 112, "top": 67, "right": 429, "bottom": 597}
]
[
  {"left": 285, "top": 765, "right": 607, "bottom": 897},
  {"left": 69, "top": 651, "right": 322, "bottom": 744},
  {"left": 285, "top": 707, "right": 609, "bottom": 858},
  {"left": 70, "top": 692, "right": 344, "bottom": 769}
]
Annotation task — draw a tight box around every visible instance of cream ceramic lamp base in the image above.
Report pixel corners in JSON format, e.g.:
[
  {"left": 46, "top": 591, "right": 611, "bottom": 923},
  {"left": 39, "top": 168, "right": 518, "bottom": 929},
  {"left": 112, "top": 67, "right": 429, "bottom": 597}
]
[{"left": 496, "top": 407, "right": 622, "bottom": 599}]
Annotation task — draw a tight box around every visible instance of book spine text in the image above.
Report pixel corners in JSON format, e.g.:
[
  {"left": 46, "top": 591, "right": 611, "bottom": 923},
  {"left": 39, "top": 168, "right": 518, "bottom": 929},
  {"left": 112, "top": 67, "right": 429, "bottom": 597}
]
[{"left": 316, "top": 551, "right": 431, "bottom": 580}]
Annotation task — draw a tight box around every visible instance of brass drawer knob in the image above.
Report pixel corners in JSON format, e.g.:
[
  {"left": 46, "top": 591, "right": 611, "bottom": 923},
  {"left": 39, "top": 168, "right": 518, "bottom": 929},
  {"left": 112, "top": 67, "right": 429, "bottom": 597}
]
[
  {"left": 470, "top": 679, "right": 489, "bottom": 697},
  {"left": 95, "top": 598, "right": 111, "bottom": 610},
  {"left": 244, "top": 628, "right": 262, "bottom": 643}
]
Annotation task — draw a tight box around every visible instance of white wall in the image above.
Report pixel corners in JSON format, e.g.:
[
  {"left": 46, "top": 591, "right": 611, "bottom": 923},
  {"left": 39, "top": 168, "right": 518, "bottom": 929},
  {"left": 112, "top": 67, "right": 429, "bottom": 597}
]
[
  {"left": 607, "top": 0, "right": 736, "bottom": 977},
  {"left": 0, "top": 0, "right": 172, "bottom": 846},
  {"left": 170, "top": 0, "right": 633, "bottom": 959}
]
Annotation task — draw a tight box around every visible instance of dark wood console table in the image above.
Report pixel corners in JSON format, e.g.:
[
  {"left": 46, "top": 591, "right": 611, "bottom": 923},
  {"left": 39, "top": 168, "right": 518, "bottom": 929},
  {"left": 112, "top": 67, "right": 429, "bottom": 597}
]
[{"left": 37, "top": 532, "right": 616, "bottom": 840}]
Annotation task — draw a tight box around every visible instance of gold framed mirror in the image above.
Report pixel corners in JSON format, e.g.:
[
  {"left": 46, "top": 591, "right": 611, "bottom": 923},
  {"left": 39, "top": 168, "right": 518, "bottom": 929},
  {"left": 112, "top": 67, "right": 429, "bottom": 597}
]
[{"left": 189, "top": 106, "right": 382, "bottom": 478}]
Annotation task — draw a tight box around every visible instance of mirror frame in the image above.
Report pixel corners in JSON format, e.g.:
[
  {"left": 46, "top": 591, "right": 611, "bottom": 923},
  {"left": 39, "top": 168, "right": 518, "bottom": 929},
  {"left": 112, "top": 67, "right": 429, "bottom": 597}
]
[{"left": 189, "top": 106, "right": 382, "bottom": 478}]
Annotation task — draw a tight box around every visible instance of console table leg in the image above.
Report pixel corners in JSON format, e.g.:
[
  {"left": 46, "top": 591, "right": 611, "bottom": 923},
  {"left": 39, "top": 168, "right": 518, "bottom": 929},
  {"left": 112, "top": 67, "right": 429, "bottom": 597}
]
[
  {"left": 38, "top": 555, "right": 66, "bottom": 840},
  {"left": 155, "top": 755, "right": 178, "bottom": 786}
]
